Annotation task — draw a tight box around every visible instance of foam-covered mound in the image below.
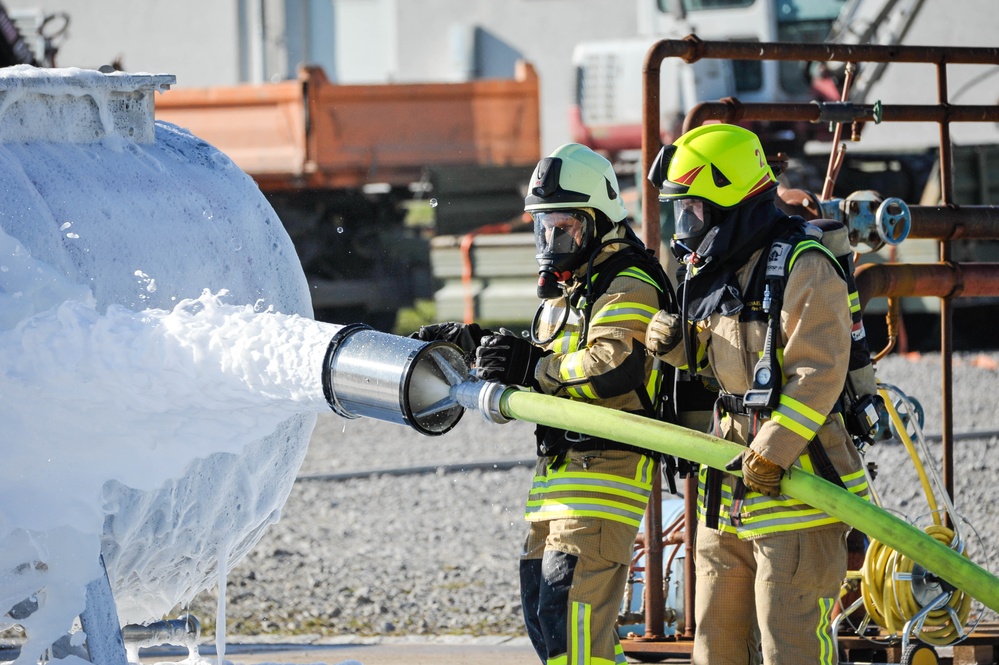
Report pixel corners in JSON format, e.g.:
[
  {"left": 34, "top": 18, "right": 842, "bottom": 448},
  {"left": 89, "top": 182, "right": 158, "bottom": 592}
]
[{"left": 0, "top": 66, "right": 331, "bottom": 662}]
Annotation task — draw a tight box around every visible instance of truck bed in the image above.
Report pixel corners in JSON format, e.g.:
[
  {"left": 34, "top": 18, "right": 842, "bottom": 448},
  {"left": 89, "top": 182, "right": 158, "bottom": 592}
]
[{"left": 155, "top": 63, "right": 541, "bottom": 192}]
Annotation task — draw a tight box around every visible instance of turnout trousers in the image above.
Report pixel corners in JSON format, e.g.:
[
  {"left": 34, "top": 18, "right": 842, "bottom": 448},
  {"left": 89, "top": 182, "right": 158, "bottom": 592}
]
[
  {"left": 691, "top": 525, "right": 850, "bottom": 665},
  {"left": 520, "top": 449, "right": 652, "bottom": 665}
]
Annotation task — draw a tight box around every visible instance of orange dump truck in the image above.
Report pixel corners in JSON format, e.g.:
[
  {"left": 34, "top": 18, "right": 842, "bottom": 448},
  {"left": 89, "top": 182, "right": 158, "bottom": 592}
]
[{"left": 156, "top": 62, "right": 541, "bottom": 329}]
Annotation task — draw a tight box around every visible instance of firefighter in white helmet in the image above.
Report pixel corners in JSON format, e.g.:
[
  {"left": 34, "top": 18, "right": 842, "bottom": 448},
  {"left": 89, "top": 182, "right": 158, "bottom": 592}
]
[
  {"left": 414, "top": 143, "right": 672, "bottom": 665},
  {"left": 645, "top": 124, "right": 869, "bottom": 665}
]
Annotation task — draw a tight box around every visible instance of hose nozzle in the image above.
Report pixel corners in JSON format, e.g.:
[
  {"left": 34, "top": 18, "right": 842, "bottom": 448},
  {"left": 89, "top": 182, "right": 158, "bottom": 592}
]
[{"left": 321, "top": 325, "right": 470, "bottom": 436}]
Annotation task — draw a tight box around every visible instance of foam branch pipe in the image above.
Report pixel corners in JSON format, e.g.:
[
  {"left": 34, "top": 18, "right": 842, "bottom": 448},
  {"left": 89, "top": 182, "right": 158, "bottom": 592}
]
[{"left": 452, "top": 380, "right": 999, "bottom": 614}]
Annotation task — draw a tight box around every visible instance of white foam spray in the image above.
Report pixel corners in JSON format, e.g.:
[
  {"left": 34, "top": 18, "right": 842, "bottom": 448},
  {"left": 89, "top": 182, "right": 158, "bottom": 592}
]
[{"left": 0, "top": 66, "right": 343, "bottom": 665}]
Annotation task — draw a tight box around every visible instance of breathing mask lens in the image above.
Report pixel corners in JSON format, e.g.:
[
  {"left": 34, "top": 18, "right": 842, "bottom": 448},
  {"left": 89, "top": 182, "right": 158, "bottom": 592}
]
[
  {"left": 533, "top": 211, "right": 590, "bottom": 256},
  {"left": 673, "top": 198, "right": 709, "bottom": 240}
]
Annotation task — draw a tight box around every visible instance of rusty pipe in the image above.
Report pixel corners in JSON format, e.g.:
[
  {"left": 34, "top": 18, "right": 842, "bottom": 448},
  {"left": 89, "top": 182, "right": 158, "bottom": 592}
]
[
  {"left": 682, "top": 100, "right": 999, "bottom": 135},
  {"left": 905, "top": 205, "right": 999, "bottom": 240},
  {"left": 647, "top": 37, "right": 999, "bottom": 68},
  {"left": 641, "top": 42, "right": 665, "bottom": 255},
  {"left": 643, "top": 473, "right": 665, "bottom": 639},
  {"left": 856, "top": 262, "right": 999, "bottom": 311}
]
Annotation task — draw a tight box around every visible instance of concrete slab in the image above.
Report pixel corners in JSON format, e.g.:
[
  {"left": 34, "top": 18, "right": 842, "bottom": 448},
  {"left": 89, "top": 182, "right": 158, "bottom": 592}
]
[{"left": 136, "top": 637, "right": 543, "bottom": 665}]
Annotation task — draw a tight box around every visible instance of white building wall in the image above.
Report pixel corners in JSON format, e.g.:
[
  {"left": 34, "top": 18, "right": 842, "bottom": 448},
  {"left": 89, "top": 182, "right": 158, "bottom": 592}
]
[
  {"left": 5, "top": 0, "right": 640, "bottom": 149},
  {"left": 390, "top": 0, "right": 639, "bottom": 151},
  {"left": 6, "top": 0, "right": 243, "bottom": 86}
]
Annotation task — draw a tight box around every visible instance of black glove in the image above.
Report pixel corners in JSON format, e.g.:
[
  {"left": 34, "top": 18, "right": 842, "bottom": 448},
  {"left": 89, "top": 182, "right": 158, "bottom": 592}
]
[
  {"left": 409, "top": 322, "right": 491, "bottom": 357},
  {"left": 474, "top": 333, "right": 550, "bottom": 388}
]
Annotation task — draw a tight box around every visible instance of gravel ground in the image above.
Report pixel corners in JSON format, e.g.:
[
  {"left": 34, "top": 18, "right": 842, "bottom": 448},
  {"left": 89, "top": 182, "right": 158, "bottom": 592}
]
[{"left": 182, "top": 350, "right": 999, "bottom": 641}]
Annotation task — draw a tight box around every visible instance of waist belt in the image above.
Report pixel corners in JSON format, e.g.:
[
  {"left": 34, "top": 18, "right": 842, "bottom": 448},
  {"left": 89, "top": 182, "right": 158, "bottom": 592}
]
[
  {"left": 717, "top": 393, "right": 752, "bottom": 415},
  {"left": 558, "top": 431, "right": 651, "bottom": 457},
  {"left": 537, "top": 424, "right": 650, "bottom": 459},
  {"left": 717, "top": 392, "right": 842, "bottom": 416}
]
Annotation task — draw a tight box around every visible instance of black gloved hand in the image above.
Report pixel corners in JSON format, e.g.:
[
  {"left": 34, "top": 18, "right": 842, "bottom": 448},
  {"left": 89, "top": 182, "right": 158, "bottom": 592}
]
[
  {"left": 474, "top": 333, "right": 550, "bottom": 389},
  {"left": 409, "top": 321, "right": 492, "bottom": 357}
]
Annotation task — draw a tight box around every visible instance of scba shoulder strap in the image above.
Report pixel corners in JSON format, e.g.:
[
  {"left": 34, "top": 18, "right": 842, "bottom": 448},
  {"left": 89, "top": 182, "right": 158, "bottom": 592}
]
[{"left": 745, "top": 218, "right": 888, "bottom": 449}]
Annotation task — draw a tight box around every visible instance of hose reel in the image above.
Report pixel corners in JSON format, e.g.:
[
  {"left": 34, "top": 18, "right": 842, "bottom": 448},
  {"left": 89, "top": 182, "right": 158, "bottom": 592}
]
[{"left": 836, "top": 383, "right": 988, "bottom": 661}]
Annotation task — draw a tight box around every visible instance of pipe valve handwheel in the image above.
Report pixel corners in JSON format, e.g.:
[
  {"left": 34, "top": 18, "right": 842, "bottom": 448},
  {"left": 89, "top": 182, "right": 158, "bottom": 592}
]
[{"left": 876, "top": 197, "right": 911, "bottom": 247}]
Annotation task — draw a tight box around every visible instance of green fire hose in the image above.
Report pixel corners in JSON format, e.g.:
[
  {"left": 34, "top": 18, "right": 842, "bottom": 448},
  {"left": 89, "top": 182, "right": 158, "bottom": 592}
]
[{"left": 494, "top": 386, "right": 999, "bottom": 615}]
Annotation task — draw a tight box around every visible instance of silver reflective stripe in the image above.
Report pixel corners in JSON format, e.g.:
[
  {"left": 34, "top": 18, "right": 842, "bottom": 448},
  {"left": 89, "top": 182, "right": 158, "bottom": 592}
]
[
  {"left": 525, "top": 500, "right": 646, "bottom": 521},
  {"left": 573, "top": 601, "right": 588, "bottom": 665},
  {"left": 532, "top": 475, "right": 652, "bottom": 497},
  {"left": 773, "top": 402, "right": 822, "bottom": 434}
]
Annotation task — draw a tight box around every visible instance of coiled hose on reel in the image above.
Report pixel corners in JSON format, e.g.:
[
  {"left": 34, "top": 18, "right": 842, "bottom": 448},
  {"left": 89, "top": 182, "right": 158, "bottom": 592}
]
[{"left": 856, "top": 384, "right": 981, "bottom": 648}]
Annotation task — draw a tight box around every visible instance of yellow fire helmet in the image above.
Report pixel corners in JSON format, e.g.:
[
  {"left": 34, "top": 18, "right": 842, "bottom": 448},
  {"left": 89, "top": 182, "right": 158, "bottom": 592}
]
[
  {"left": 525, "top": 143, "right": 628, "bottom": 223},
  {"left": 649, "top": 123, "right": 777, "bottom": 209}
]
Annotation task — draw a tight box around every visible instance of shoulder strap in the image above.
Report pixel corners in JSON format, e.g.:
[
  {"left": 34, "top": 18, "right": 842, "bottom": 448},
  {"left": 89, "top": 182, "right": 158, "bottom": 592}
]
[
  {"left": 582, "top": 239, "right": 684, "bottom": 446},
  {"left": 587, "top": 245, "right": 673, "bottom": 311},
  {"left": 744, "top": 220, "right": 846, "bottom": 413}
]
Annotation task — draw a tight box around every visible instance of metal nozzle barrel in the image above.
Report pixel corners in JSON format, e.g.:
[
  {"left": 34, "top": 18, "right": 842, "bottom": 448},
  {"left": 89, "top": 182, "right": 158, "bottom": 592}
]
[{"left": 320, "top": 324, "right": 469, "bottom": 436}]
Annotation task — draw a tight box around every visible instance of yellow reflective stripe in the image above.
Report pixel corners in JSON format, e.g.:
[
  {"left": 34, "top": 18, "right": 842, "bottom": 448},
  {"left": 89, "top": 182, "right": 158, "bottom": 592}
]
[
  {"left": 771, "top": 411, "right": 815, "bottom": 440},
  {"left": 617, "top": 266, "right": 662, "bottom": 291},
  {"left": 738, "top": 513, "right": 843, "bottom": 536},
  {"left": 527, "top": 467, "right": 653, "bottom": 526},
  {"left": 773, "top": 393, "right": 825, "bottom": 440},
  {"left": 817, "top": 597, "right": 835, "bottom": 665},
  {"left": 532, "top": 470, "right": 654, "bottom": 493},
  {"left": 559, "top": 350, "right": 586, "bottom": 381},
  {"left": 787, "top": 239, "right": 837, "bottom": 272},
  {"left": 644, "top": 366, "right": 660, "bottom": 404},
  {"left": 526, "top": 491, "right": 650, "bottom": 510},
  {"left": 634, "top": 455, "right": 654, "bottom": 484},
  {"left": 589, "top": 301, "right": 658, "bottom": 327},
  {"left": 842, "top": 468, "right": 870, "bottom": 495},
  {"left": 592, "top": 266, "right": 662, "bottom": 292},
  {"left": 614, "top": 642, "right": 626, "bottom": 665},
  {"left": 525, "top": 492, "right": 650, "bottom": 518},
  {"left": 566, "top": 384, "right": 598, "bottom": 399},
  {"left": 557, "top": 349, "right": 599, "bottom": 399},
  {"left": 698, "top": 461, "right": 870, "bottom": 536},
  {"left": 552, "top": 330, "right": 580, "bottom": 355},
  {"left": 848, "top": 289, "right": 861, "bottom": 314},
  {"left": 547, "top": 655, "right": 567, "bottom": 665},
  {"left": 526, "top": 507, "right": 644, "bottom": 527},
  {"left": 571, "top": 601, "right": 590, "bottom": 665},
  {"left": 525, "top": 496, "right": 649, "bottom": 517}
]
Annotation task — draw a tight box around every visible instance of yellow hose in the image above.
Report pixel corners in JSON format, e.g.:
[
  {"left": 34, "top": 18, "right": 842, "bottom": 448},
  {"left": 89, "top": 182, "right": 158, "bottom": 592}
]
[
  {"left": 861, "top": 525, "right": 972, "bottom": 645},
  {"left": 879, "top": 388, "right": 941, "bottom": 526},
  {"left": 858, "top": 388, "right": 972, "bottom": 645}
]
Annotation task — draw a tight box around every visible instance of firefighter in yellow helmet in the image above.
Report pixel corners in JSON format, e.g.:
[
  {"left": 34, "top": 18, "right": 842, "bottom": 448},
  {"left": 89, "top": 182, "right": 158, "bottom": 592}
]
[
  {"left": 413, "top": 143, "right": 673, "bottom": 665},
  {"left": 646, "top": 124, "right": 869, "bottom": 665}
]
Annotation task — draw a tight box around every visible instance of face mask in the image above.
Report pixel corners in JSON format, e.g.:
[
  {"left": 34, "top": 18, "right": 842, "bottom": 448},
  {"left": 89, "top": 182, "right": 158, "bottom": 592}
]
[
  {"left": 532, "top": 210, "right": 592, "bottom": 275},
  {"left": 668, "top": 198, "right": 713, "bottom": 262}
]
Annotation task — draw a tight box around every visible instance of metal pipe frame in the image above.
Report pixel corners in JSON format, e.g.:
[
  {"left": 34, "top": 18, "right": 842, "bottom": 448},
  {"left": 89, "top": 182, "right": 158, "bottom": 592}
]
[{"left": 639, "top": 36, "right": 999, "bottom": 654}]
